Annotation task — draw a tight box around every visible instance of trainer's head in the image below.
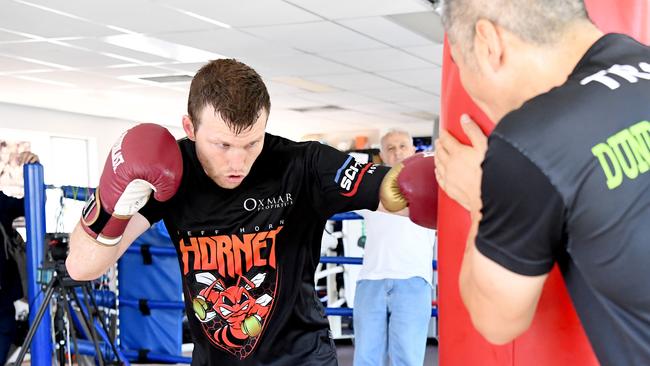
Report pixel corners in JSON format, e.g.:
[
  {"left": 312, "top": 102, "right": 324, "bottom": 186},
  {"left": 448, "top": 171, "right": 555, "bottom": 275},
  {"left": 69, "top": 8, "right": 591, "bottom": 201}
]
[
  {"left": 380, "top": 129, "right": 416, "bottom": 167},
  {"left": 441, "top": 0, "right": 600, "bottom": 121},
  {"left": 182, "top": 59, "right": 271, "bottom": 189}
]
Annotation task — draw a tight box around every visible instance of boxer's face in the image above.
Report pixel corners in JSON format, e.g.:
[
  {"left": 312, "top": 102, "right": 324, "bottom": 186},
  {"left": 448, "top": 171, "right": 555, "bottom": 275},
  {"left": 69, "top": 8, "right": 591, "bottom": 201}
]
[{"left": 184, "top": 104, "right": 267, "bottom": 189}]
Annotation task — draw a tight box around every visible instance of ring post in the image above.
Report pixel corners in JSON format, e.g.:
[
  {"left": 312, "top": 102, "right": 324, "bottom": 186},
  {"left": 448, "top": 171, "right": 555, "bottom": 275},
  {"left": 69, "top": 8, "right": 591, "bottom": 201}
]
[{"left": 24, "top": 163, "right": 52, "bottom": 365}]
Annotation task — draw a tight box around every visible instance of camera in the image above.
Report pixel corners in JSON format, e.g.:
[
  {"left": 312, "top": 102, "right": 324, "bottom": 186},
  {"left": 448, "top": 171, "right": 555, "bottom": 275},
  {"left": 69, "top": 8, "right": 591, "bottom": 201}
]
[
  {"left": 45, "top": 232, "right": 69, "bottom": 262},
  {"left": 38, "top": 233, "right": 81, "bottom": 287}
]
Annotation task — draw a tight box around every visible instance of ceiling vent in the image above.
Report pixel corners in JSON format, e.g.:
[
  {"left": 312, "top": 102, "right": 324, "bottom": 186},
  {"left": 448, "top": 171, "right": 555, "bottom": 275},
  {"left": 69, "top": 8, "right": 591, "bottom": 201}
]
[
  {"left": 139, "top": 74, "right": 193, "bottom": 83},
  {"left": 386, "top": 10, "right": 444, "bottom": 44},
  {"left": 290, "top": 105, "right": 345, "bottom": 113},
  {"left": 402, "top": 110, "right": 437, "bottom": 120}
]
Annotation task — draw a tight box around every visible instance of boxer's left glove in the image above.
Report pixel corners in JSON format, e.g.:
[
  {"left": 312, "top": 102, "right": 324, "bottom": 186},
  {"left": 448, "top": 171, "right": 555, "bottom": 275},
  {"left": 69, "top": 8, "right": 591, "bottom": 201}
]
[
  {"left": 380, "top": 152, "right": 437, "bottom": 229},
  {"left": 81, "top": 123, "right": 182, "bottom": 245}
]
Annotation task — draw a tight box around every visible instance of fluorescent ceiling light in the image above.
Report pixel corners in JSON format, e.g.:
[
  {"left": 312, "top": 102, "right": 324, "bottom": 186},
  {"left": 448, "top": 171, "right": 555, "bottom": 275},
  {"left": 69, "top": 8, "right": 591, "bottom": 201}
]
[
  {"left": 0, "top": 53, "right": 74, "bottom": 70},
  {"left": 163, "top": 5, "right": 231, "bottom": 29},
  {"left": 0, "top": 26, "right": 42, "bottom": 41},
  {"left": 272, "top": 77, "right": 337, "bottom": 93},
  {"left": 100, "top": 52, "right": 150, "bottom": 64},
  {"left": 106, "top": 25, "right": 139, "bottom": 35},
  {"left": 103, "top": 34, "right": 226, "bottom": 63},
  {"left": 12, "top": 0, "right": 87, "bottom": 21},
  {"left": 14, "top": 75, "right": 75, "bottom": 88},
  {"left": 0, "top": 69, "right": 52, "bottom": 76}
]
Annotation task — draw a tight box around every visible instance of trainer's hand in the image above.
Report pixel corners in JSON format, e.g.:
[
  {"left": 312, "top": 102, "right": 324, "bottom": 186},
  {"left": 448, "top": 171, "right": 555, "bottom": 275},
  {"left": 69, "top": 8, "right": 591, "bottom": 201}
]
[
  {"left": 434, "top": 114, "right": 487, "bottom": 212},
  {"left": 80, "top": 123, "right": 183, "bottom": 246},
  {"left": 380, "top": 152, "right": 437, "bottom": 229},
  {"left": 17, "top": 151, "right": 38, "bottom": 165}
]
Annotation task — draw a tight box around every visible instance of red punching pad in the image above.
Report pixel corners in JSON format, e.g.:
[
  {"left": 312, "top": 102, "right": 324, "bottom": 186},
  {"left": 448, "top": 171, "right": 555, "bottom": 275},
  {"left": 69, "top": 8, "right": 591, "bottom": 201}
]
[{"left": 438, "top": 1, "right": 649, "bottom": 365}]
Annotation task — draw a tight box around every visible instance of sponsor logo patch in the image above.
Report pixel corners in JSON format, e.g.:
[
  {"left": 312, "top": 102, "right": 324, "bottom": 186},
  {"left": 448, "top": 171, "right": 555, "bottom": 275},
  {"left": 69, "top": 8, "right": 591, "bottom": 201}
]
[{"left": 334, "top": 156, "right": 378, "bottom": 197}]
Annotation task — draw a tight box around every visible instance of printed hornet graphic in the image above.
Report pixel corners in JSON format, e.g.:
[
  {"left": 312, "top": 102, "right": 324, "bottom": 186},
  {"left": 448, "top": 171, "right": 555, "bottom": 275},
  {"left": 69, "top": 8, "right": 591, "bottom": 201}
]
[{"left": 193, "top": 272, "right": 273, "bottom": 349}]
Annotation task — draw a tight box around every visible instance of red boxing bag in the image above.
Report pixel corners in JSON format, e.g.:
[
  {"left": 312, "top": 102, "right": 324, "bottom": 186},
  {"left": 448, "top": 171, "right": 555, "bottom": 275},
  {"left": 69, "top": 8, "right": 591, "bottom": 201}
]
[{"left": 438, "top": 1, "right": 649, "bottom": 365}]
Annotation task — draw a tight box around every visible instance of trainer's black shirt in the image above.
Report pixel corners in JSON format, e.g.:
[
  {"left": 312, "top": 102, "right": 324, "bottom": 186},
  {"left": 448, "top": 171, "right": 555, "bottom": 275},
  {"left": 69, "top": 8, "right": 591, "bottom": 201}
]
[
  {"left": 476, "top": 34, "right": 650, "bottom": 365},
  {"left": 140, "top": 133, "right": 388, "bottom": 365}
]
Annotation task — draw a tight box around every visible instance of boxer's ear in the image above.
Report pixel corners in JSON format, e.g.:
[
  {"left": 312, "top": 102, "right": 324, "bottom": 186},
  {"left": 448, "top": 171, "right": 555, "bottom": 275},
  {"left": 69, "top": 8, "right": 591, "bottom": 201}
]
[{"left": 182, "top": 115, "right": 196, "bottom": 141}]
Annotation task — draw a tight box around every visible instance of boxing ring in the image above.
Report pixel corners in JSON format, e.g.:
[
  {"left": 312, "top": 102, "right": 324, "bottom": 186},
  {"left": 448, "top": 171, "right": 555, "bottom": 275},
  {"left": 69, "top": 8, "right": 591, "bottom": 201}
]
[{"left": 20, "top": 163, "right": 438, "bottom": 365}]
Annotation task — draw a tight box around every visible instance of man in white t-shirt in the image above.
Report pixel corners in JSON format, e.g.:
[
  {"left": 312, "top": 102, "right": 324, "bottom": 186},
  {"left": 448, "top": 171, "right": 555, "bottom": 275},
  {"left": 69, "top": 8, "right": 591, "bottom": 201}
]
[{"left": 353, "top": 130, "right": 436, "bottom": 366}]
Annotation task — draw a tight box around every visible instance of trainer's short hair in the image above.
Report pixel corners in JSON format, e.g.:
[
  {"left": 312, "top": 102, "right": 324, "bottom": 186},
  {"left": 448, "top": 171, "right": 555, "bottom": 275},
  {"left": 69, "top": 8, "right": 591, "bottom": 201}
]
[
  {"left": 441, "top": 0, "right": 590, "bottom": 54},
  {"left": 380, "top": 129, "right": 413, "bottom": 152}
]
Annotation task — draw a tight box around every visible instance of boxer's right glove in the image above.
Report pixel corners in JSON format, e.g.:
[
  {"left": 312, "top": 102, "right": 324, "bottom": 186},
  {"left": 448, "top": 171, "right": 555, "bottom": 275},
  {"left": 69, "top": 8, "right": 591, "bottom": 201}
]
[
  {"left": 81, "top": 123, "right": 183, "bottom": 245},
  {"left": 380, "top": 152, "right": 438, "bottom": 229}
]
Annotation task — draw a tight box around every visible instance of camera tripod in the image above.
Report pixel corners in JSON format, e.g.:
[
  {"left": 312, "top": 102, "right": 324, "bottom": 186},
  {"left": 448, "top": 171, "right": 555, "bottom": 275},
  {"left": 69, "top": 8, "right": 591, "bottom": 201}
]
[{"left": 9, "top": 260, "right": 124, "bottom": 366}]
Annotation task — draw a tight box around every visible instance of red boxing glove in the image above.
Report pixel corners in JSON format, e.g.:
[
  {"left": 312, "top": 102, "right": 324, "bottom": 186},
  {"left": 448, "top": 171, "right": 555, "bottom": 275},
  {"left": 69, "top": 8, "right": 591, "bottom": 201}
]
[
  {"left": 81, "top": 123, "right": 183, "bottom": 245},
  {"left": 380, "top": 152, "right": 438, "bottom": 229}
]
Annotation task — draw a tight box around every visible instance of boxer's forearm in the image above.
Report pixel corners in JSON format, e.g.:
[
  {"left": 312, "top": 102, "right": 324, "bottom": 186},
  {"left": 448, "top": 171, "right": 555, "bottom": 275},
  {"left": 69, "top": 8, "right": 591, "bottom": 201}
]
[{"left": 66, "top": 213, "right": 150, "bottom": 280}]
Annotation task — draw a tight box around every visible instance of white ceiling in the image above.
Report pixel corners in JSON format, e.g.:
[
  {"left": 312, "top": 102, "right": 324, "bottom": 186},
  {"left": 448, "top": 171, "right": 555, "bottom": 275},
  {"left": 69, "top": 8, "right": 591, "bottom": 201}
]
[{"left": 0, "top": 0, "right": 444, "bottom": 138}]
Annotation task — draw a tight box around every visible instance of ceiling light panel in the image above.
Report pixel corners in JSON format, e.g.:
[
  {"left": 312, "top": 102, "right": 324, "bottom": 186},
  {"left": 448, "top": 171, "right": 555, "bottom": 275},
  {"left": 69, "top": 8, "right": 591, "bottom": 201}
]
[
  {"left": 65, "top": 38, "right": 178, "bottom": 63},
  {"left": 153, "top": 29, "right": 299, "bottom": 60},
  {"left": 154, "top": 0, "right": 320, "bottom": 27},
  {"left": 13, "top": 75, "right": 76, "bottom": 88},
  {"left": 0, "top": 54, "right": 57, "bottom": 73},
  {"left": 402, "top": 44, "right": 444, "bottom": 65},
  {"left": 103, "top": 34, "right": 226, "bottom": 63},
  {"left": 240, "top": 54, "right": 357, "bottom": 78},
  {"left": 160, "top": 62, "right": 208, "bottom": 75},
  {"left": 244, "top": 21, "right": 385, "bottom": 53},
  {"left": 399, "top": 96, "right": 442, "bottom": 114},
  {"left": 387, "top": 11, "right": 445, "bottom": 44},
  {"left": 272, "top": 77, "right": 337, "bottom": 92},
  {"left": 0, "top": 28, "right": 34, "bottom": 43},
  {"left": 1, "top": 42, "right": 126, "bottom": 68},
  {"left": 349, "top": 102, "right": 416, "bottom": 115},
  {"left": 284, "top": 0, "right": 432, "bottom": 19},
  {"left": 296, "top": 91, "right": 383, "bottom": 107},
  {"left": 138, "top": 74, "right": 193, "bottom": 83},
  {"left": 359, "top": 87, "right": 437, "bottom": 103},
  {"left": 322, "top": 48, "right": 433, "bottom": 72},
  {"left": 23, "top": 0, "right": 219, "bottom": 34},
  {"left": 264, "top": 81, "right": 309, "bottom": 96},
  {"left": 378, "top": 67, "right": 442, "bottom": 88},
  {"left": 270, "top": 95, "right": 324, "bottom": 110},
  {"left": 86, "top": 65, "right": 175, "bottom": 78},
  {"left": 28, "top": 71, "right": 139, "bottom": 89},
  {"left": 1, "top": 1, "right": 116, "bottom": 38},
  {"left": 304, "top": 73, "right": 405, "bottom": 92},
  {"left": 338, "top": 17, "right": 434, "bottom": 48},
  {"left": 415, "top": 82, "right": 441, "bottom": 95}
]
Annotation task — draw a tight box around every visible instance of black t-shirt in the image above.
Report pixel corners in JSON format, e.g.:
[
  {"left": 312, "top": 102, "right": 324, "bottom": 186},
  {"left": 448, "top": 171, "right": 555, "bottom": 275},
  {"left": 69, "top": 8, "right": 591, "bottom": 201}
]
[
  {"left": 0, "top": 191, "right": 25, "bottom": 308},
  {"left": 476, "top": 33, "right": 650, "bottom": 365},
  {"left": 140, "top": 133, "right": 388, "bottom": 365}
]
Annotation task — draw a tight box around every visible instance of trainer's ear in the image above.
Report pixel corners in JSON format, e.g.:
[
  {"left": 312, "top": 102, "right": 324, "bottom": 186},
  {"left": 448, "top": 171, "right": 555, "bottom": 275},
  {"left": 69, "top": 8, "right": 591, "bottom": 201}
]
[
  {"left": 474, "top": 19, "right": 505, "bottom": 75},
  {"left": 182, "top": 115, "right": 196, "bottom": 141}
]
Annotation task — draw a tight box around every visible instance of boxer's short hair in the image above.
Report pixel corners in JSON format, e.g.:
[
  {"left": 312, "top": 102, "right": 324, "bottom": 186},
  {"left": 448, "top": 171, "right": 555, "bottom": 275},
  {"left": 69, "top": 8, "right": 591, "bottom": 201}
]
[{"left": 188, "top": 59, "right": 271, "bottom": 133}]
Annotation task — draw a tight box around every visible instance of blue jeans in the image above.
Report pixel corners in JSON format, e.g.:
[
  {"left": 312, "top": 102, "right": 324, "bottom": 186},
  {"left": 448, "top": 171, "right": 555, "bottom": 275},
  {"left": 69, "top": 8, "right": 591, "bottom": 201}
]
[{"left": 353, "top": 277, "right": 432, "bottom": 366}]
